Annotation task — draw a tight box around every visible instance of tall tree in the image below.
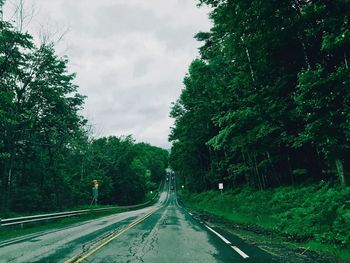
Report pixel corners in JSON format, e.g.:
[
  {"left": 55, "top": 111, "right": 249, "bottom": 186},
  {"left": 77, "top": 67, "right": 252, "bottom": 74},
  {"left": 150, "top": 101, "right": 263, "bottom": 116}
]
[{"left": 170, "top": 0, "right": 350, "bottom": 190}]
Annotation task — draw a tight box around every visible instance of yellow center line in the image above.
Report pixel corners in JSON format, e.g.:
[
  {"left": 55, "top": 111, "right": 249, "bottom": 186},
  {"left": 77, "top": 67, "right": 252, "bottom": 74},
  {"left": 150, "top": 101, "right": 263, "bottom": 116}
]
[{"left": 63, "top": 206, "right": 162, "bottom": 263}]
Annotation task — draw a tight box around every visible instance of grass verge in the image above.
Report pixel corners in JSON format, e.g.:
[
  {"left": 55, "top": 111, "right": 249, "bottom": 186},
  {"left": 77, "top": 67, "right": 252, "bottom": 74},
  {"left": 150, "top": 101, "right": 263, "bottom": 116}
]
[
  {"left": 179, "top": 183, "right": 350, "bottom": 262},
  {"left": 0, "top": 190, "right": 160, "bottom": 243}
]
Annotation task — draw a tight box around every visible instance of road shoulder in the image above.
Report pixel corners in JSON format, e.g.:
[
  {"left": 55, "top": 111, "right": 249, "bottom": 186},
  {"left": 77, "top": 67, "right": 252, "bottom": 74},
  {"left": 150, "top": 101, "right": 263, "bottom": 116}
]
[{"left": 186, "top": 208, "right": 341, "bottom": 263}]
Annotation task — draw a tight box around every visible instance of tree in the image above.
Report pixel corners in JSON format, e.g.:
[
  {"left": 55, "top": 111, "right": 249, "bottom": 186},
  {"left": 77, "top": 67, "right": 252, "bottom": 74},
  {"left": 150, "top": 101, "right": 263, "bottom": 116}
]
[{"left": 170, "top": 0, "right": 350, "bottom": 191}]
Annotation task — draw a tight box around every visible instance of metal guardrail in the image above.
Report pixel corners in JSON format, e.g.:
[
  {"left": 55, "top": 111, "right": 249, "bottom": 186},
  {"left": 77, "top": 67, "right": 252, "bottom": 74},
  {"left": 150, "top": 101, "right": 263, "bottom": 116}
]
[
  {"left": 0, "top": 187, "right": 162, "bottom": 228},
  {"left": 0, "top": 207, "right": 119, "bottom": 227}
]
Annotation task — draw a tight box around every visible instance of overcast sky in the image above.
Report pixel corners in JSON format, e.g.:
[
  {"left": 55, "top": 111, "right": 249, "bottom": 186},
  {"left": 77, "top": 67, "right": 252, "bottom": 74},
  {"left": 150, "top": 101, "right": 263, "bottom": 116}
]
[{"left": 4, "top": 0, "right": 211, "bottom": 148}]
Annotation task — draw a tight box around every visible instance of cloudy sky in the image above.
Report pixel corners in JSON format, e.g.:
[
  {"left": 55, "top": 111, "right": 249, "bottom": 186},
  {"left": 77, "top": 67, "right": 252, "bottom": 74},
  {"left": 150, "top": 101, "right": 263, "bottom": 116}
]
[{"left": 4, "top": 0, "right": 211, "bottom": 148}]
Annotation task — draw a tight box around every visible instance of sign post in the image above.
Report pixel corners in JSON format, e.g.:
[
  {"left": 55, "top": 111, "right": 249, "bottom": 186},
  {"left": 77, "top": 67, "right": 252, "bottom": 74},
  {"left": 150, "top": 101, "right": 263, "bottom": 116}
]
[
  {"left": 218, "top": 183, "right": 223, "bottom": 195},
  {"left": 91, "top": 180, "right": 99, "bottom": 205}
]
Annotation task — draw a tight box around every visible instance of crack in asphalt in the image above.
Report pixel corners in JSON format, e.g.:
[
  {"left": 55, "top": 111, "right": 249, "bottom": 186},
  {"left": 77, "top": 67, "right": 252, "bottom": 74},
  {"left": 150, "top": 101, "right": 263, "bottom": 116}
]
[
  {"left": 125, "top": 225, "right": 158, "bottom": 263},
  {"left": 30, "top": 217, "right": 137, "bottom": 263},
  {"left": 121, "top": 208, "right": 168, "bottom": 263},
  {"left": 139, "top": 223, "right": 160, "bottom": 262}
]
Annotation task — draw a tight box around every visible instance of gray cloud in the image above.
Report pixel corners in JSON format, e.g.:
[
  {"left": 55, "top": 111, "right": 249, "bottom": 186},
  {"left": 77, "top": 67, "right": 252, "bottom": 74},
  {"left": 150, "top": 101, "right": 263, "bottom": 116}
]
[
  {"left": 4, "top": 0, "right": 211, "bottom": 148},
  {"left": 93, "top": 4, "right": 163, "bottom": 36},
  {"left": 132, "top": 57, "right": 153, "bottom": 78}
]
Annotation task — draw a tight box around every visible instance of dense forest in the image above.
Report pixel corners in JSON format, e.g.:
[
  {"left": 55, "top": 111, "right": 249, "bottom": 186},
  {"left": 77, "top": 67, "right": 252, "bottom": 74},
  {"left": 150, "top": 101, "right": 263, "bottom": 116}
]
[
  {"left": 0, "top": 4, "right": 168, "bottom": 214},
  {"left": 170, "top": 0, "right": 350, "bottom": 191}
]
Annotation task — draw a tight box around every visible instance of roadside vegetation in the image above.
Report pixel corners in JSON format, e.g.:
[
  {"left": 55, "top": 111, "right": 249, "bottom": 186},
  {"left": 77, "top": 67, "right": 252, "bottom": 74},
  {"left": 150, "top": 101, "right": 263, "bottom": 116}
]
[
  {"left": 0, "top": 1, "right": 168, "bottom": 217},
  {"left": 0, "top": 188, "right": 161, "bottom": 242},
  {"left": 180, "top": 184, "right": 350, "bottom": 261},
  {"left": 170, "top": 0, "right": 350, "bottom": 261}
]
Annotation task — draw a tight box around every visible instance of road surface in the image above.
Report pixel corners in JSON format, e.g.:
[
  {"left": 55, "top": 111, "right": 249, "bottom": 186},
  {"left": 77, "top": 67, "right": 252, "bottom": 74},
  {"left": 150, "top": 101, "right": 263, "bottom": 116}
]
[{"left": 0, "top": 184, "right": 276, "bottom": 263}]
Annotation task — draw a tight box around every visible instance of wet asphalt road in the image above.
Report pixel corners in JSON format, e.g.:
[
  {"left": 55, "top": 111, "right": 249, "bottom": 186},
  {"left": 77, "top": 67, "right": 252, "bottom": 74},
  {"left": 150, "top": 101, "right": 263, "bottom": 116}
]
[{"left": 0, "top": 185, "right": 276, "bottom": 263}]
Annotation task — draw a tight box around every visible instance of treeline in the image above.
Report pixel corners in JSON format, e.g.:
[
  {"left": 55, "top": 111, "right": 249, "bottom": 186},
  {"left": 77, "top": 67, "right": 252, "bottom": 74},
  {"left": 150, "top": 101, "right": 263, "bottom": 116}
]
[
  {"left": 0, "top": 9, "right": 168, "bottom": 213},
  {"left": 170, "top": 0, "right": 350, "bottom": 192}
]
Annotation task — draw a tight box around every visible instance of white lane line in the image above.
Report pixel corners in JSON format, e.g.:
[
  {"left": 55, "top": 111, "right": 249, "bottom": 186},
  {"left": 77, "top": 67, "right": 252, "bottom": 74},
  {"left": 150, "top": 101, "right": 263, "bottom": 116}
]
[
  {"left": 205, "top": 225, "right": 231, "bottom": 244},
  {"left": 188, "top": 212, "right": 193, "bottom": 216},
  {"left": 231, "top": 246, "right": 249, "bottom": 259}
]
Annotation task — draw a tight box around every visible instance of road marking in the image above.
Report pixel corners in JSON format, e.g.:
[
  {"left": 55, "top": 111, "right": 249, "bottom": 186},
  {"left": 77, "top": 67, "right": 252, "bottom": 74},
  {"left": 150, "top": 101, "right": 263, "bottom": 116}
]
[
  {"left": 164, "top": 189, "right": 170, "bottom": 205},
  {"left": 204, "top": 224, "right": 250, "bottom": 259},
  {"left": 204, "top": 225, "right": 231, "bottom": 244},
  {"left": 231, "top": 246, "right": 249, "bottom": 259},
  {"left": 0, "top": 233, "right": 45, "bottom": 247},
  {"left": 63, "top": 207, "right": 161, "bottom": 263}
]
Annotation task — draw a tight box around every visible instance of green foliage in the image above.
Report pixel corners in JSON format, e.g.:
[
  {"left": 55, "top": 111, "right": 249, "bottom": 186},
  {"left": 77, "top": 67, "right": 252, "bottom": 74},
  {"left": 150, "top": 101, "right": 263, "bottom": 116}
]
[
  {"left": 0, "top": 14, "right": 168, "bottom": 213},
  {"left": 170, "top": 0, "right": 350, "bottom": 190},
  {"left": 182, "top": 184, "right": 350, "bottom": 248}
]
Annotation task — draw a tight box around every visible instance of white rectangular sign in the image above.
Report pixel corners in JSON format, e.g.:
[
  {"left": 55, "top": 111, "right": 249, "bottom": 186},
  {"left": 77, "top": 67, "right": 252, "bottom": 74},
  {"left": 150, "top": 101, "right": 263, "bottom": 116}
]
[{"left": 218, "top": 183, "right": 223, "bottom": 190}]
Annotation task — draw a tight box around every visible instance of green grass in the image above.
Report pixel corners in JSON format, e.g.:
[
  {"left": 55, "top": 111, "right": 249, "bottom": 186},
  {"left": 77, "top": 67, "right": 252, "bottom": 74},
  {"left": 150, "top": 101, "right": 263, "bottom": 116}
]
[
  {"left": 304, "top": 241, "right": 350, "bottom": 262},
  {"left": 0, "top": 189, "right": 160, "bottom": 219},
  {"left": 0, "top": 189, "right": 161, "bottom": 242},
  {"left": 180, "top": 183, "right": 350, "bottom": 262}
]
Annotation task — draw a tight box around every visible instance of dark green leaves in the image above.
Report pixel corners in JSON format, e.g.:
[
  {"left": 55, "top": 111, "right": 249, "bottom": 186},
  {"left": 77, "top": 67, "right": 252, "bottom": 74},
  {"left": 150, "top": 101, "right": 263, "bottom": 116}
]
[{"left": 170, "top": 0, "right": 350, "bottom": 190}]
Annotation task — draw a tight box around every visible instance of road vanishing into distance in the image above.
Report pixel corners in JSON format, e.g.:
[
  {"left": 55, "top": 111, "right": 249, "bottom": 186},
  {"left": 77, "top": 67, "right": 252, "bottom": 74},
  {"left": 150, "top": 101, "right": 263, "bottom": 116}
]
[{"left": 0, "top": 181, "right": 276, "bottom": 263}]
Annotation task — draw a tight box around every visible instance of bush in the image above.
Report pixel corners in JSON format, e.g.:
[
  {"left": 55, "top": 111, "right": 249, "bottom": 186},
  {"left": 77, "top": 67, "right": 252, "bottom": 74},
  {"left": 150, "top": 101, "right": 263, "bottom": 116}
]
[{"left": 182, "top": 183, "right": 350, "bottom": 248}]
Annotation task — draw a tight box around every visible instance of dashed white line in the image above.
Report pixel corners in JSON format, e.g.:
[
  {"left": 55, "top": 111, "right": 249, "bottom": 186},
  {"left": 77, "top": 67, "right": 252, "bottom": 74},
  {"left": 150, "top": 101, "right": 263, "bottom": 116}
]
[
  {"left": 204, "top": 225, "right": 231, "bottom": 244},
  {"left": 231, "top": 246, "right": 249, "bottom": 259},
  {"left": 182, "top": 199, "right": 249, "bottom": 259},
  {"left": 204, "top": 225, "right": 250, "bottom": 259}
]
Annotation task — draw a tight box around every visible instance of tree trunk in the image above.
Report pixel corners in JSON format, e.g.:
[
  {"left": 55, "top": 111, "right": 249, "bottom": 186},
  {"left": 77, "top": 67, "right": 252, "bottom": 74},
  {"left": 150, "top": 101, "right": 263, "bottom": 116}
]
[
  {"left": 240, "top": 36, "right": 256, "bottom": 82},
  {"left": 344, "top": 52, "right": 348, "bottom": 69},
  {"left": 335, "top": 159, "right": 348, "bottom": 187}
]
